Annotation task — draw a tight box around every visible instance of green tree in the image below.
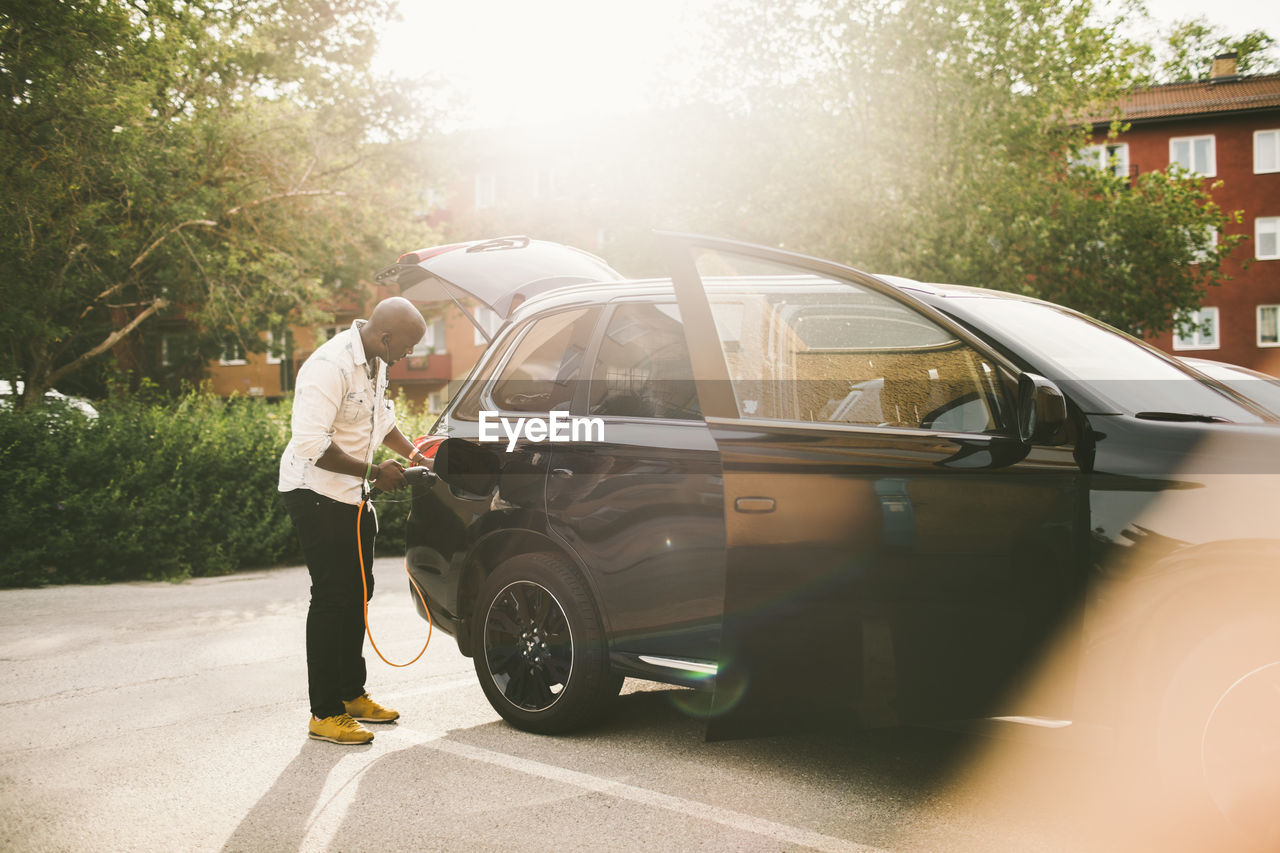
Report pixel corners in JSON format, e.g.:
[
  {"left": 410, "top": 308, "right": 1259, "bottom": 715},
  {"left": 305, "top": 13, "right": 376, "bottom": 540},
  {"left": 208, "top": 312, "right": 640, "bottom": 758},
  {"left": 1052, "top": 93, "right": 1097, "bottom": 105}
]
[
  {"left": 0, "top": 0, "right": 437, "bottom": 405},
  {"left": 626, "top": 0, "right": 1244, "bottom": 336},
  {"left": 1153, "top": 17, "right": 1278, "bottom": 82}
]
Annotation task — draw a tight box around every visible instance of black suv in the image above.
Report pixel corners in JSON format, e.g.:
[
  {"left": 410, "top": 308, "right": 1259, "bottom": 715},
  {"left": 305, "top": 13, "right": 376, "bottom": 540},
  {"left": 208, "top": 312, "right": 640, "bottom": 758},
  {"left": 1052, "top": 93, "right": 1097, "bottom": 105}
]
[{"left": 377, "top": 234, "right": 1280, "bottom": 838}]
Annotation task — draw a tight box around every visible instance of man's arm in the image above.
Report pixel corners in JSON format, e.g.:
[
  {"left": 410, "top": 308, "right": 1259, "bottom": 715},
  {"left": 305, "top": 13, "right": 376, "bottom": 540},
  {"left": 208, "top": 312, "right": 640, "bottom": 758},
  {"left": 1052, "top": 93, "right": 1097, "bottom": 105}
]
[
  {"left": 315, "top": 443, "right": 406, "bottom": 492},
  {"left": 381, "top": 425, "right": 426, "bottom": 466}
]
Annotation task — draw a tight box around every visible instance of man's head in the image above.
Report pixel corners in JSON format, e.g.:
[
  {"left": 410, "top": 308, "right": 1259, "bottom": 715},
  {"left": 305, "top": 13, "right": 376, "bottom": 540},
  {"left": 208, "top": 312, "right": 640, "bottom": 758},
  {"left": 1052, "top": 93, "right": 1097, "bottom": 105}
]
[{"left": 364, "top": 296, "right": 428, "bottom": 367}]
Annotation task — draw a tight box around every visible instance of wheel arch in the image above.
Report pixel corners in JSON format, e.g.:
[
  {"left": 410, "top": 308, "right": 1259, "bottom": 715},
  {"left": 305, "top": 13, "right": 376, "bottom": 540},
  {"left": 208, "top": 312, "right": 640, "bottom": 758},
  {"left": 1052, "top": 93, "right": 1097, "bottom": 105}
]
[{"left": 456, "top": 527, "right": 595, "bottom": 657}]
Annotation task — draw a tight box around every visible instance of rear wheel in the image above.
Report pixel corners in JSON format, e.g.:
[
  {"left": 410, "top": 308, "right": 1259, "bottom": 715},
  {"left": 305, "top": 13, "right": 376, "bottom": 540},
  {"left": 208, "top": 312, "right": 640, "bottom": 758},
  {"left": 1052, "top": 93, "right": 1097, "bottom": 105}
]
[{"left": 473, "top": 552, "right": 620, "bottom": 733}]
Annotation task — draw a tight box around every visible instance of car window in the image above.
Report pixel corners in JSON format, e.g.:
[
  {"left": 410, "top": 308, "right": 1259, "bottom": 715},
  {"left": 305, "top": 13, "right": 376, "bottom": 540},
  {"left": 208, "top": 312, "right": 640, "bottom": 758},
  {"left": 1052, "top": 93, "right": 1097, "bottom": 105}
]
[
  {"left": 688, "top": 253, "right": 1006, "bottom": 432},
  {"left": 707, "top": 289, "right": 1002, "bottom": 430},
  {"left": 490, "top": 308, "right": 599, "bottom": 413},
  {"left": 589, "top": 303, "right": 701, "bottom": 420}
]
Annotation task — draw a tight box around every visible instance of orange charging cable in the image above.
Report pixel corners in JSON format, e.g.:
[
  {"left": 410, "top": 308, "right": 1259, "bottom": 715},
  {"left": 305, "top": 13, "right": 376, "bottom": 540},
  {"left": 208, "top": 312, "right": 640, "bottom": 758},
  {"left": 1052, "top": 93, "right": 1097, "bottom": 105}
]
[{"left": 356, "top": 441, "right": 436, "bottom": 667}]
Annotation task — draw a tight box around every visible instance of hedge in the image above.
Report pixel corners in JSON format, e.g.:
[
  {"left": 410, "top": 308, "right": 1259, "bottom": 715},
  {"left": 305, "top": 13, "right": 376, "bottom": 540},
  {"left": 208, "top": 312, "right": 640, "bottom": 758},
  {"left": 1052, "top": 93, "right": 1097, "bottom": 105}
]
[{"left": 0, "top": 391, "right": 438, "bottom": 587}]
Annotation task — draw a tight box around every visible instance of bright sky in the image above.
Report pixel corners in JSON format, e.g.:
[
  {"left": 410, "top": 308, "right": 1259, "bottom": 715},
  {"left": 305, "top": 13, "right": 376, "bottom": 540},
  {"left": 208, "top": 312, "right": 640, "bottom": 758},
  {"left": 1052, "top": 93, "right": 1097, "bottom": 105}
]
[
  {"left": 377, "top": 0, "right": 1280, "bottom": 131},
  {"left": 376, "top": 0, "right": 705, "bottom": 130},
  {"left": 1133, "top": 0, "right": 1280, "bottom": 45}
]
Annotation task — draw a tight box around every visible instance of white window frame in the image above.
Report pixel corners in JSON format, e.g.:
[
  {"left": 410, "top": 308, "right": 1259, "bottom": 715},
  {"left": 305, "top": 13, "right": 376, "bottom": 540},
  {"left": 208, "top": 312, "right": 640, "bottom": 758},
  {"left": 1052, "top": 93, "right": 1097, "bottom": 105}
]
[
  {"left": 219, "top": 337, "right": 247, "bottom": 366},
  {"left": 1173, "top": 307, "right": 1221, "bottom": 351},
  {"left": 473, "top": 306, "right": 500, "bottom": 346},
  {"left": 160, "top": 333, "right": 182, "bottom": 367},
  {"left": 265, "top": 330, "right": 288, "bottom": 365},
  {"left": 411, "top": 320, "right": 446, "bottom": 357},
  {"left": 1259, "top": 305, "right": 1280, "bottom": 348},
  {"left": 1256, "top": 216, "right": 1280, "bottom": 261},
  {"left": 1170, "top": 135, "right": 1217, "bottom": 177},
  {"left": 1079, "top": 142, "right": 1130, "bottom": 178},
  {"left": 1192, "top": 226, "right": 1219, "bottom": 263},
  {"left": 1255, "top": 129, "right": 1280, "bottom": 175}
]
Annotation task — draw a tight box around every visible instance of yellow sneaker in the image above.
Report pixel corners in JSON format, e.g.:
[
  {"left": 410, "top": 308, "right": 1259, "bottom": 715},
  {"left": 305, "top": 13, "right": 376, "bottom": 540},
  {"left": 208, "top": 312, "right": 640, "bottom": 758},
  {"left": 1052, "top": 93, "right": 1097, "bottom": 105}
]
[
  {"left": 344, "top": 692, "right": 400, "bottom": 723},
  {"left": 308, "top": 713, "right": 374, "bottom": 745}
]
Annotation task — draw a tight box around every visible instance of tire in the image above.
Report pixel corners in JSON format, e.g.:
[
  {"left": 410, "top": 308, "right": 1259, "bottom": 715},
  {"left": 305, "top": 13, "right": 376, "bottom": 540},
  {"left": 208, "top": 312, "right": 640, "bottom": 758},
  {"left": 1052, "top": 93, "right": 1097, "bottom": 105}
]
[{"left": 472, "top": 552, "right": 621, "bottom": 734}]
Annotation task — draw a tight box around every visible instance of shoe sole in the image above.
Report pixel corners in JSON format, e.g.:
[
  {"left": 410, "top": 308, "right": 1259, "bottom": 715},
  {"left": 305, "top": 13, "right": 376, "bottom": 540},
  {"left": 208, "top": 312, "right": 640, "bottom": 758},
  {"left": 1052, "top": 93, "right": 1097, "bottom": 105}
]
[
  {"left": 349, "top": 715, "right": 399, "bottom": 723},
  {"left": 307, "top": 732, "right": 374, "bottom": 744}
]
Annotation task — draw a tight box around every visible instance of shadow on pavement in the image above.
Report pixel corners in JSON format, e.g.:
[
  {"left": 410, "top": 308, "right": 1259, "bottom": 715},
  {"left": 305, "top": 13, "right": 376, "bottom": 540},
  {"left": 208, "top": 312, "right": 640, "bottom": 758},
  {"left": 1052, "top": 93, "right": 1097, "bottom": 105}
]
[
  {"left": 302, "top": 689, "right": 1123, "bottom": 852},
  {"left": 218, "top": 688, "right": 1229, "bottom": 851},
  {"left": 219, "top": 738, "right": 372, "bottom": 853}
]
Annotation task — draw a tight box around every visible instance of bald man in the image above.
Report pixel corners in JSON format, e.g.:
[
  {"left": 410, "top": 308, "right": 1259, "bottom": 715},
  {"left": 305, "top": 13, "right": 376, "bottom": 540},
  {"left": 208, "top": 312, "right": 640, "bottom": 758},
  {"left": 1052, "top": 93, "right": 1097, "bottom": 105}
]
[{"left": 279, "top": 297, "right": 428, "bottom": 744}]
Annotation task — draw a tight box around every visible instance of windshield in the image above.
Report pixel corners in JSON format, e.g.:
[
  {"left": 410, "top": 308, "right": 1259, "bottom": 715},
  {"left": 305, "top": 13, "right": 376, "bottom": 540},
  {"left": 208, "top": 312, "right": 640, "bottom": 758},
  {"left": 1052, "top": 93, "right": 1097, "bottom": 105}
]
[{"left": 938, "top": 297, "right": 1266, "bottom": 423}]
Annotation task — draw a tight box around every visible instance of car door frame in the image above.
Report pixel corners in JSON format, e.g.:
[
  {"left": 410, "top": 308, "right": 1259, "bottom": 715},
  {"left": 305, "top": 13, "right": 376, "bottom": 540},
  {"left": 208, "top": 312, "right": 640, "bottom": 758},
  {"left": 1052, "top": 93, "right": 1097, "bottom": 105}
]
[{"left": 659, "top": 232, "right": 1089, "bottom": 738}]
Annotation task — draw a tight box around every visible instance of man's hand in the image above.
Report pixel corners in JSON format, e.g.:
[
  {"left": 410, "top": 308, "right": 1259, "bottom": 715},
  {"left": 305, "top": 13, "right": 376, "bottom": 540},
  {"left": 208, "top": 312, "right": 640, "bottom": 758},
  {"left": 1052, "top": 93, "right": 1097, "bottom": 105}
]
[{"left": 371, "top": 459, "right": 408, "bottom": 492}]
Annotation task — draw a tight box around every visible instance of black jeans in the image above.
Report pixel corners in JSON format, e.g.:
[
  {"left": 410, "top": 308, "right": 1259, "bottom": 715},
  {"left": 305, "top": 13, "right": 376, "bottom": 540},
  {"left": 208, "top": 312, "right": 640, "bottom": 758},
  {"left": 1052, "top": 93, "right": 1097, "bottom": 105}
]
[{"left": 282, "top": 489, "right": 376, "bottom": 719}]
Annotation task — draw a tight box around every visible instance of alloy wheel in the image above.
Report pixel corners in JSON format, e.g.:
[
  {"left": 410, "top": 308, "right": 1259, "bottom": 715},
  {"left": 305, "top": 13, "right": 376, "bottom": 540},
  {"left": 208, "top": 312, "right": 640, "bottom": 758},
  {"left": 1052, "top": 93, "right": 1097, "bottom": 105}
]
[{"left": 483, "top": 580, "right": 574, "bottom": 711}]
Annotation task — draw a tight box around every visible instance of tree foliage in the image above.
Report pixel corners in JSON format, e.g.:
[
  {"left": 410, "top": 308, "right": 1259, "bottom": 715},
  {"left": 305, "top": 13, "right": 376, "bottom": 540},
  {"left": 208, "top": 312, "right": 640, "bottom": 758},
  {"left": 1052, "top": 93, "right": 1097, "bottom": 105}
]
[
  {"left": 1151, "top": 17, "right": 1278, "bottom": 82},
  {"left": 508, "top": 0, "right": 1238, "bottom": 337},
  {"left": 0, "top": 0, "right": 437, "bottom": 404}
]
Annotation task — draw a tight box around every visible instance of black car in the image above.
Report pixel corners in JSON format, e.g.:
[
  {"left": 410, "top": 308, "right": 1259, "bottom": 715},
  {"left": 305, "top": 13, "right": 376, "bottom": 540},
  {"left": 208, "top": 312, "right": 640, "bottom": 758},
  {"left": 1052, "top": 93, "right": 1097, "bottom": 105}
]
[{"left": 377, "top": 234, "right": 1280, "bottom": 839}]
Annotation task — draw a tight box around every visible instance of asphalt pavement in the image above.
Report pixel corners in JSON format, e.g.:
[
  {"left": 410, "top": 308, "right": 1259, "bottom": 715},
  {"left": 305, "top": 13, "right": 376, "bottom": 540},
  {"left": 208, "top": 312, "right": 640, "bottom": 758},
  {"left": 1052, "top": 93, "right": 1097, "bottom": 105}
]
[{"left": 0, "top": 559, "right": 1165, "bottom": 852}]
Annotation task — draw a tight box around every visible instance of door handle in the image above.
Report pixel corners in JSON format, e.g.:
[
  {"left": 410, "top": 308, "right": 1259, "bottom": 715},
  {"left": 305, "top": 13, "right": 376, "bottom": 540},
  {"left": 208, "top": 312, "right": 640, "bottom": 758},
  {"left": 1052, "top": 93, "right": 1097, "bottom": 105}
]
[{"left": 734, "top": 496, "right": 775, "bottom": 513}]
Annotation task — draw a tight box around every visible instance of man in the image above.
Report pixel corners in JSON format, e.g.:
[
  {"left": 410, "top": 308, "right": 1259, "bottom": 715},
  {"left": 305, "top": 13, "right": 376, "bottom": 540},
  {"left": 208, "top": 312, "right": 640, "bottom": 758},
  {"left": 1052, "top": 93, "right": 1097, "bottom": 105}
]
[{"left": 278, "top": 296, "right": 429, "bottom": 745}]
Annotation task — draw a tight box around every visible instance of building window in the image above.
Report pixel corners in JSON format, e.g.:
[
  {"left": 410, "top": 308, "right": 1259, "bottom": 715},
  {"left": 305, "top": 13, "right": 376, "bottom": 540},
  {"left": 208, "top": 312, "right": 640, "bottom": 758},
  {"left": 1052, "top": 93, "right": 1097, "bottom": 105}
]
[
  {"left": 474, "top": 306, "right": 501, "bottom": 346},
  {"left": 160, "top": 333, "right": 191, "bottom": 367},
  {"left": 1259, "top": 305, "right": 1280, "bottom": 347},
  {"left": 474, "top": 172, "right": 497, "bottom": 210},
  {"left": 410, "top": 319, "right": 446, "bottom": 357},
  {"left": 1078, "top": 142, "right": 1130, "bottom": 178},
  {"left": 1257, "top": 217, "right": 1280, "bottom": 260},
  {"left": 1256, "top": 130, "right": 1280, "bottom": 174},
  {"left": 1191, "top": 226, "right": 1218, "bottom": 263},
  {"left": 266, "top": 329, "right": 292, "bottom": 365},
  {"left": 411, "top": 324, "right": 433, "bottom": 358},
  {"left": 1170, "top": 135, "right": 1216, "bottom": 177},
  {"left": 219, "top": 337, "right": 247, "bottom": 366},
  {"left": 1173, "top": 307, "right": 1220, "bottom": 351}
]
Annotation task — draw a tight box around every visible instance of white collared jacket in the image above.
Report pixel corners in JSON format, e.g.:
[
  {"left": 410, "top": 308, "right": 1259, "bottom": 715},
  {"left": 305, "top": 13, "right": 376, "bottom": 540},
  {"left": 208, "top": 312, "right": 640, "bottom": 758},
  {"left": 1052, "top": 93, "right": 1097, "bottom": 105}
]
[{"left": 277, "top": 320, "right": 396, "bottom": 504}]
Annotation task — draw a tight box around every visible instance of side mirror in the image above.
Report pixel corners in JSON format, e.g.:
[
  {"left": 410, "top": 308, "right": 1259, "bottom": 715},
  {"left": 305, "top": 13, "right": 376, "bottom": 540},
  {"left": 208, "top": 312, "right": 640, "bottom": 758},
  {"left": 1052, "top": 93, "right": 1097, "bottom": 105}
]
[{"left": 1017, "top": 373, "right": 1068, "bottom": 444}]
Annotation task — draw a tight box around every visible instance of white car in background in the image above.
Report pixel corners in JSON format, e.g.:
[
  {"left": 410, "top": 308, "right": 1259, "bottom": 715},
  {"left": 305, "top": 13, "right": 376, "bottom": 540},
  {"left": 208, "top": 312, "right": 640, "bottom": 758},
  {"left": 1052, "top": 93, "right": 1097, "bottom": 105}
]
[
  {"left": 1179, "top": 357, "right": 1280, "bottom": 418},
  {"left": 0, "top": 380, "right": 98, "bottom": 418}
]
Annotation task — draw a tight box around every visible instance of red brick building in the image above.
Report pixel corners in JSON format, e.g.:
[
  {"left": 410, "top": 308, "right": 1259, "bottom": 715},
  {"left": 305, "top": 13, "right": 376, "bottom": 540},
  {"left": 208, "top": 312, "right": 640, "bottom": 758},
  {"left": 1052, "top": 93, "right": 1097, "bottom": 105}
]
[{"left": 1090, "top": 56, "right": 1280, "bottom": 374}]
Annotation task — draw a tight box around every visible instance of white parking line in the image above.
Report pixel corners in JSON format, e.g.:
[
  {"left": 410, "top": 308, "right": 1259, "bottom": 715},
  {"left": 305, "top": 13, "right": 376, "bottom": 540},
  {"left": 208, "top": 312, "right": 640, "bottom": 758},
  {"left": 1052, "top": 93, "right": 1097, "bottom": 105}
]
[{"left": 389, "top": 728, "right": 888, "bottom": 853}]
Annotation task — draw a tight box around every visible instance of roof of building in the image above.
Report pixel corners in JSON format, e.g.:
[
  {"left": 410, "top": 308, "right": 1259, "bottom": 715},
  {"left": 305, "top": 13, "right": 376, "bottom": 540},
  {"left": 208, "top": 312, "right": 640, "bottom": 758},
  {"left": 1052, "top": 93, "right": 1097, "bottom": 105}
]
[{"left": 1088, "top": 73, "right": 1280, "bottom": 124}]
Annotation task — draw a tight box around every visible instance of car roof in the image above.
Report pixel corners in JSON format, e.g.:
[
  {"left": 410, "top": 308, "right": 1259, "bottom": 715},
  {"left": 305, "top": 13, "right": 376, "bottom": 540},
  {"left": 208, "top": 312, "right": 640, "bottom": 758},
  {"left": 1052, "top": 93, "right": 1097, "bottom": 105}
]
[{"left": 504, "top": 272, "right": 1034, "bottom": 325}]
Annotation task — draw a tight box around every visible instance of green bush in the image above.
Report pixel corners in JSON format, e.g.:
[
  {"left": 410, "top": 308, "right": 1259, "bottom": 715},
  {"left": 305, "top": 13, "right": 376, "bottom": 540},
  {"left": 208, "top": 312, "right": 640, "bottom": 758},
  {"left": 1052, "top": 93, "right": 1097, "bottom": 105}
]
[{"left": 0, "top": 391, "right": 439, "bottom": 587}]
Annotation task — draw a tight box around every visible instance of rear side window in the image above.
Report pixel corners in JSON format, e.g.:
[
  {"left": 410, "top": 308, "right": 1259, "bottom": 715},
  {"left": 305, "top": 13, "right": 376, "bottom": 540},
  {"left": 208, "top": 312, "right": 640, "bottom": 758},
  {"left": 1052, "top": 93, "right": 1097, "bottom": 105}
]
[
  {"left": 490, "top": 308, "right": 600, "bottom": 413},
  {"left": 589, "top": 303, "right": 701, "bottom": 420}
]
